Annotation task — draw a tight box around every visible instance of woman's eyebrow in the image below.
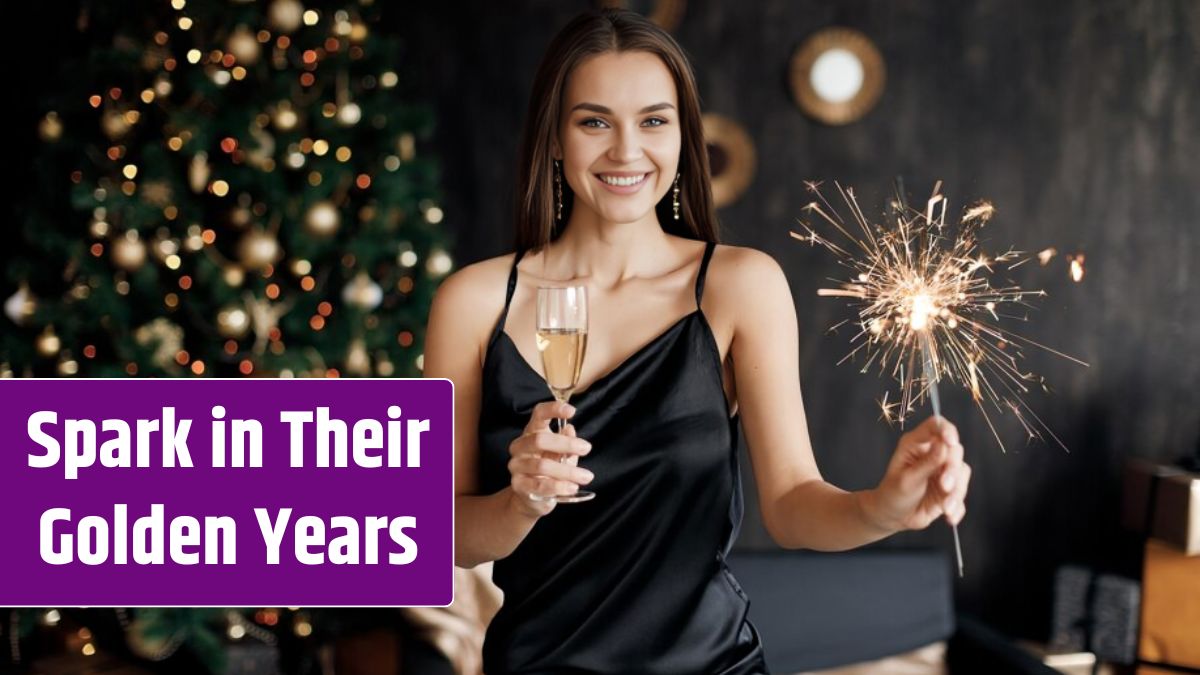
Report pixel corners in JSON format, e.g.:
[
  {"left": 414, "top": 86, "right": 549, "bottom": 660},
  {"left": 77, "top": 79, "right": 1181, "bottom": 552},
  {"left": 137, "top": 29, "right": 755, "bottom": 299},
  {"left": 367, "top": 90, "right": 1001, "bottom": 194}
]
[{"left": 569, "top": 102, "right": 676, "bottom": 114}]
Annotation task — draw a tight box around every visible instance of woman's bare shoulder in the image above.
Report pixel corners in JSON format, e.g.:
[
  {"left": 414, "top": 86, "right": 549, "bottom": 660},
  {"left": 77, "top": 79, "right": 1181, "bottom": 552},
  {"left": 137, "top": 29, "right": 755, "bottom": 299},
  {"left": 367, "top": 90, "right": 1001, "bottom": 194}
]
[
  {"left": 708, "top": 243, "right": 788, "bottom": 293},
  {"left": 435, "top": 252, "right": 517, "bottom": 310},
  {"left": 705, "top": 243, "right": 794, "bottom": 330},
  {"left": 429, "top": 252, "right": 520, "bottom": 355}
]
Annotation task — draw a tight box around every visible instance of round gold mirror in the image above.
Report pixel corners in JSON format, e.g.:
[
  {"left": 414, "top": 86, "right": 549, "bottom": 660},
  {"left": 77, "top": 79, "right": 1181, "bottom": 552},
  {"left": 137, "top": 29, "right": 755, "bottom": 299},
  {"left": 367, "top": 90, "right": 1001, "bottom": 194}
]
[
  {"left": 790, "top": 28, "right": 885, "bottom": 125},
  {"left": 597, "top": 0, "right": 686, "bottom": 32},
  {"left": 702, "top": 113, "right": 755, "bottom": 209}
]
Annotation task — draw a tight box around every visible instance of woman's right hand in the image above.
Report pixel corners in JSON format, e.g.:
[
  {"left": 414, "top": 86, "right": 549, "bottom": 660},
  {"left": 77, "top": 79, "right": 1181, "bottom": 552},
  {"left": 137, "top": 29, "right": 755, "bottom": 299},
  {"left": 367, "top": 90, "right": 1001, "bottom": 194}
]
[{"left": 507, "top": 400, "right": 594, "bottom": 517}]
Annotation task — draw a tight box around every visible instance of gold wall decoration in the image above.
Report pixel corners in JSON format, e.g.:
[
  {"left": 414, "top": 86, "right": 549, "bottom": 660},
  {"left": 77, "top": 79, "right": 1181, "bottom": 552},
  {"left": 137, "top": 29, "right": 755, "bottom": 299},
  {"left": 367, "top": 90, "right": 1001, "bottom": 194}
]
[
  {"left": 597, "top": 0, "right": 686, "bottom": 32},
  {"left": 790, "top": 28, "right": 885, "bottom": 125},
  {"left": 702, "top": 113, "right": 756, "bottom": 209}
]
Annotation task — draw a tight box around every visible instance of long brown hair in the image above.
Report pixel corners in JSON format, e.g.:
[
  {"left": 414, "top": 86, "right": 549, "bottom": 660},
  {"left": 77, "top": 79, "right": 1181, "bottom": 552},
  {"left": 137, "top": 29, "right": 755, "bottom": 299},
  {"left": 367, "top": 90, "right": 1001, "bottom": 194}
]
[{"left": 513, "top": 8, "right": 719, "bottom": 254}]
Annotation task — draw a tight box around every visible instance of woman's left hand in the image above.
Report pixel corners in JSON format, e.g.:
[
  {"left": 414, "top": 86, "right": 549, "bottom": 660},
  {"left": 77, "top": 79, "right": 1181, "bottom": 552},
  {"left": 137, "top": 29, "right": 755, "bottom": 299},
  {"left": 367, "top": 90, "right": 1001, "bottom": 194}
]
[{"left": 864, "top": 415, "right": 971, "bottom": 533}]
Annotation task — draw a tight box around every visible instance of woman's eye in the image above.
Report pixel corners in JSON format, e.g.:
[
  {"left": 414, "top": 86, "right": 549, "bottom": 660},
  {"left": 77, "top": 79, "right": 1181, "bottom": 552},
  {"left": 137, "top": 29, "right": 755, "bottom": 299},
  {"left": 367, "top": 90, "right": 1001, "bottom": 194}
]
[
  {"left": 643, "top": 117, "right": 667, "bottom": 127},
  {"left": 581, "top": 118, "right": 608, "bottom": 128}
]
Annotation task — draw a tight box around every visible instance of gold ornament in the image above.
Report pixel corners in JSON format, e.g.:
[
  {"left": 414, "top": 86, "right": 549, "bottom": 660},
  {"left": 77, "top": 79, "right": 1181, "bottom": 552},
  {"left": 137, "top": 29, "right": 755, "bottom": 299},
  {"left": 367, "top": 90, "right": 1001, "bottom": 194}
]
[
  {"left": 184, "top": 231, "right": 204, "bottom": 251},
  {"left": 36, "top": 326, "right": 62, "bottom": 358},
  {"left": 375, "top": 352, "right": 395, "bottom": 376},
  {"left": 237, "top": 229, "right": 282, "bottom": 271},
  {"left": 154, "top": 75, "right": 173, "bottom": 99},
  {"left": 273, "top": 102, "right": 299, "bottom": 132},
  {"left": 230, "top": 206, "right": 253, "bottom": 229},
  {"left": 226, "top": 25, "right": 261, "bottom": 66},
  {"left": 245, "top": 292, "right": 293, "bottom": 355},
  {"left": 39, "top": 112, "right": 63, "bottom": 142},
  {"left": 303, "top": 201, "right": 341, "bottom": 238},
  {"left": 345, "top": 339, "right": 370, "bottom": 376},
  {"left": 223, "top": 265, "right": 246, "bottom": 288},
  {"left": 141, "top": 46, "right": 165, "bottom": 72},
  {"left": 189, "top": 152, "right": 211, "bottom": 193},
  {"left": 267, "top": 0, "right": 304, "bottom": 33},
  {"left": 246, "top": 125, "right": 276, "bottom": 171},
  {"left": 336, "top": 102, "right": 361, "bottom": 127},
  {"left": 57, "top": 354, "right": 80, "bottom": 376},
  {"left": 151, "top": 234, "right": 180, "bottom": 263},
  {"left": 112, "top": 231, "right": 148, "bottom": 272},
  {"left": 101, "top": 109, "right": 131, "bottom": 140},
  {"left": 134, "top": 318, "right": 184, "bottom": 371},
  {"left": 4, "top": 282, "right": 38, "bottom": 326},
  {"left": 217, "top": 305, "right": 251, "bottom": 338},
  {"left": 342, "top": 271, "right": 382, "bottom": 311},
  {"left": 141, "top": 180, "right": 173, "bottom": 207},
  {"left": 425, "top": 248, "right": 453, "bottom": 277},
  {"left": 398, "top": 133, "right": 415, "bottom": 162}
]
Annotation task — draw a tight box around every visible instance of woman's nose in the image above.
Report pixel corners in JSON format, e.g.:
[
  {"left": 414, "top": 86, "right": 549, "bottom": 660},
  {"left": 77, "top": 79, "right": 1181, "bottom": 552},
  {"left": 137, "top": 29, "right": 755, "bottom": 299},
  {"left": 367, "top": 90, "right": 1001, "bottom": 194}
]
[{"left": 607, "top": 125, "right": 644, "bottom": 163}]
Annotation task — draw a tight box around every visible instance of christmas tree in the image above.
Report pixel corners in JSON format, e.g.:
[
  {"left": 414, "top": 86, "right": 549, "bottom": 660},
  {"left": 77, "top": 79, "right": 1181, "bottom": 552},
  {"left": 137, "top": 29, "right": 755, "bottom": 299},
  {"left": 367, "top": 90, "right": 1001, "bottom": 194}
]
[
  {"left": 3, "top": 0, "right": 454, "bottom": 672},
  {"left": 3, "top": 0, "right": 452, "bottom": 380}
]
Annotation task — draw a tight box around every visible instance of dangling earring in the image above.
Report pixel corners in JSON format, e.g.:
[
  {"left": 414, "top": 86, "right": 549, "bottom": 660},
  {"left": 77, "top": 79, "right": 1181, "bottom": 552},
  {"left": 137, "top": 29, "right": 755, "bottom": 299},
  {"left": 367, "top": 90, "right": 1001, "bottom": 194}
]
[
  {"left": 672, "top": 173, "right": 681, "bottom": 220},
  {"left": 554, "top": 160, "right": 563, "bottom": 221}
]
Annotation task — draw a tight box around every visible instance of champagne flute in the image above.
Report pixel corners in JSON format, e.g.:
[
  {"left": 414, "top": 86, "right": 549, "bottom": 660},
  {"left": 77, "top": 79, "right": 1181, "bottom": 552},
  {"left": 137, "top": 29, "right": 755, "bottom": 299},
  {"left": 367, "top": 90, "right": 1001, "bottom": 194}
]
[{"left": 528, "top": 285, "right": 596, "bottom": 503}]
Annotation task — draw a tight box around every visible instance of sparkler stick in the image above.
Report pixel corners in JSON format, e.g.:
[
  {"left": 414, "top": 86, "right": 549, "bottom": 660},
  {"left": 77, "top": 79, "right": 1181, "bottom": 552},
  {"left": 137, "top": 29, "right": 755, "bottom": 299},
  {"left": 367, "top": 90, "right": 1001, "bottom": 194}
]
[
  {"left": 899, "top": 175, "right": 964, "bottom": 578},
  {"left": 920, "top": 329, "right": 964, "bottom": 578}
]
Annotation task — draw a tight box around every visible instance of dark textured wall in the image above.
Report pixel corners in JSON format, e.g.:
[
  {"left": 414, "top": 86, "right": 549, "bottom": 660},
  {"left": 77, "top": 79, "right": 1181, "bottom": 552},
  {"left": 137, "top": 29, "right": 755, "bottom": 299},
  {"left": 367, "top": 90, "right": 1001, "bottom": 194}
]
[{"left": 400, "top": 0, "right": 1200, "bottom": 639}]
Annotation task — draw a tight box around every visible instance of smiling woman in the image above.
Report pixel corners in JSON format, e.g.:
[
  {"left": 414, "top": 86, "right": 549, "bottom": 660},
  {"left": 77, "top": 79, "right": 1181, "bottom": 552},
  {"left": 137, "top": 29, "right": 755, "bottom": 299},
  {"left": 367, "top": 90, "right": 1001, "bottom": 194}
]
[
  {"left": 560, "top": 74, "right": 680, "bottom": 220},
  {"left": 426, "top": 7, "right": 970, "bottom": 675},
  {"left": 511, "top": 11, "right": 717, "bottom": 252},
  {"left": 438, "top": 10, "right": 774, "bottom": 674}
]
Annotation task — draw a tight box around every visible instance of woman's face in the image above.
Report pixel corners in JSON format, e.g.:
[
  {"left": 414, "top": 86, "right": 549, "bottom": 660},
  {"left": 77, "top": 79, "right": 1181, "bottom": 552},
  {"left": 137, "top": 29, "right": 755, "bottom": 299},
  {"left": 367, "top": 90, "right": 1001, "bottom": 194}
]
[{"left": 557, "top": 50, "right": 682, "bottom": 226}]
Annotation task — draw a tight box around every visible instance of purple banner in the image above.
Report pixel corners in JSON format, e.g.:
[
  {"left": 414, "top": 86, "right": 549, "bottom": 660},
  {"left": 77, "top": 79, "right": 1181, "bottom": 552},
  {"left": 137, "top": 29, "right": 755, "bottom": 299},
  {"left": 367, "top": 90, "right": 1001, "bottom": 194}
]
[{"left": 0, "top": 378, "right": 453, "bottom": 607}]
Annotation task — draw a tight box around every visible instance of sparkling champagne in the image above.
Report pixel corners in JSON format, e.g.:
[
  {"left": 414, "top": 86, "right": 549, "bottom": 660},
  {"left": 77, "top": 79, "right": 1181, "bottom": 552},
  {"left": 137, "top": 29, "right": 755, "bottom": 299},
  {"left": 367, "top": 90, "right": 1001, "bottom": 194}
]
[
  {"left": 536, "top": 327, "right": 588, "bottom": 401},
  {"left": 531, "top": 285, "right": 596, "bottom": 503}
]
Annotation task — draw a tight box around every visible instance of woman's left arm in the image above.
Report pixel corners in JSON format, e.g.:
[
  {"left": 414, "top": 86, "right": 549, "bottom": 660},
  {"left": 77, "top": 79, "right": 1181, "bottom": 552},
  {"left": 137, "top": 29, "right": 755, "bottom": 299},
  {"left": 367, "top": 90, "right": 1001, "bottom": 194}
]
[{"left": 725, "top": 248, "right": 970, "bottom": 551}]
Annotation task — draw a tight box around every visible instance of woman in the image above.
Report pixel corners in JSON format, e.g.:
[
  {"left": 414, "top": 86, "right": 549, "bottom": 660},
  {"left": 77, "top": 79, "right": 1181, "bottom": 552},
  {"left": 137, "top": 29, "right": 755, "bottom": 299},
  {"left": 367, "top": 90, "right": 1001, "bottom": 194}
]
[{"left": 424, "top": 8, "right": 971, "bottom": 674}]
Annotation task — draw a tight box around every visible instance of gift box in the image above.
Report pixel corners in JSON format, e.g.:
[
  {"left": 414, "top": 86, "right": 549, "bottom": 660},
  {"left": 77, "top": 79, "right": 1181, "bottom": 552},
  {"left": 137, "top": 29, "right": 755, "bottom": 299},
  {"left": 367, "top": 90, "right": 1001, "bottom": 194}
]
[
  {"left": 1090, "top": 574, "right": 1140, "bottom": 664},
  {"left": 1050, "top": 565, "right": 1092, "bottom": 652},
  {"left": 1122, "top": 459, "right": 1200, "bottom": 555},
  {"left": 1151, "top": 473, "right": 1200, "bottom": 556},
  {"left": 1139, "top": 539, "right": 1200, "bottom": 669},
  {"left": 1050, "top": 565, "right": 1140, "bottom": 664},
  {"left": 1121, "top": 459, "right": 1186, "bottom": 533}
]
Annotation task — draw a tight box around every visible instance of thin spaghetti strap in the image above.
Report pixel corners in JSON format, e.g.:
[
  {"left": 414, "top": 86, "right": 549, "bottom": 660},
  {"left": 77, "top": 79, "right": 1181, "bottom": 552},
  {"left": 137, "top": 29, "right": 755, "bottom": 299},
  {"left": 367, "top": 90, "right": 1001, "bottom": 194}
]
[
  {"left": 491, "top": 249, "right": 526, "bottom": 344},
  {"left": 695, "top": 241, "right": 716, "bottom": 308}
]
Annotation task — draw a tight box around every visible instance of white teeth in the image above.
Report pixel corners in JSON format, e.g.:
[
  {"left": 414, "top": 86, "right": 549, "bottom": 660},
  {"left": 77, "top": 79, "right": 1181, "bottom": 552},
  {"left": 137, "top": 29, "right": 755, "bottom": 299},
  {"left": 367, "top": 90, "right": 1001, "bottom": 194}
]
[{"left": 600, "top": 173, "right": 647, "bottom": 187}]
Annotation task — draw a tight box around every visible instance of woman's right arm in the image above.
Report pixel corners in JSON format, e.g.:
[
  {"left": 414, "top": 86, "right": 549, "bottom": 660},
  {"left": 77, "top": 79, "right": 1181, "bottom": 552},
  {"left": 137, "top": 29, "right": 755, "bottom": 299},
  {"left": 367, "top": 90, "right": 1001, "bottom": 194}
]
[{"left": 424, "top": 265, "right": 593, "bottom": 569}]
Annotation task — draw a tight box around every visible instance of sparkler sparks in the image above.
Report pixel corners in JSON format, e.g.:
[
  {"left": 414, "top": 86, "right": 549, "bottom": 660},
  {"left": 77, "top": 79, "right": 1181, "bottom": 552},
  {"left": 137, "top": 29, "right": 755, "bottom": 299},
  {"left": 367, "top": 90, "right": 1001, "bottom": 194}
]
[
  {"left": 1068, "top": 254, "right": 1086, "bottom": 282},
  {"left": 792, "top": 180, "right": 1088, "bottom": 453}
]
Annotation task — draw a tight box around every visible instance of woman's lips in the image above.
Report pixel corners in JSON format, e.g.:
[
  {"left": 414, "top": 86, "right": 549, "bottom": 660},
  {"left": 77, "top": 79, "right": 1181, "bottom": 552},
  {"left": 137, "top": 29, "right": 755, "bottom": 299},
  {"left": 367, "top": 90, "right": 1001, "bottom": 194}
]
[{"left": 594, "top": 171, "right": 652, "bottom": 194}]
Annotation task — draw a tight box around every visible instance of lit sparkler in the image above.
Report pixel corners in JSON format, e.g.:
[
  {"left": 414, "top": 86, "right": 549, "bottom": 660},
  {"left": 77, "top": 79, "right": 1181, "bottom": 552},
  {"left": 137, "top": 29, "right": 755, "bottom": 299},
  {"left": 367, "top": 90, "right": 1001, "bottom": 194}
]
[
  {"left": 793, "top": 179, "right": 1087, "bottom": 449},
  {"left": 792, "top": 179, "right": 1088, "bottom": 577}
]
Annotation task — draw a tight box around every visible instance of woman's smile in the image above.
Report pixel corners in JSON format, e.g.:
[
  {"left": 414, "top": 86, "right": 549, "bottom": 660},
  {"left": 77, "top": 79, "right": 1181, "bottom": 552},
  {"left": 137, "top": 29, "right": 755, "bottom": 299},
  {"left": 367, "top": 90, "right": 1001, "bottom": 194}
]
[{"left": 593, "top": 170, "right": 653, "bottom": 194}]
